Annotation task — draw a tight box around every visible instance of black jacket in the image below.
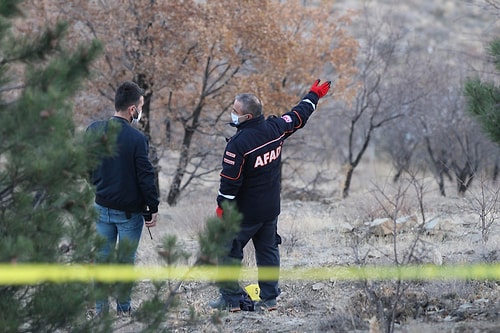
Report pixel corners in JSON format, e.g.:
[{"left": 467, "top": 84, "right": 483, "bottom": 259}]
[
  {"left": 87, "top": 116, "right": 159, "bottom": 214},
  {"left": 217, "top": 92, "right": 320, "bottom": 222}
]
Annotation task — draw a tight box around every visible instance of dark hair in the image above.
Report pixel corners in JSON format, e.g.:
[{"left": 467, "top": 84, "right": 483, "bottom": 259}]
[
  {"left": 114, "top": 81, "right": 144, "bottom": 111},
  {"left": 236, "top": 93, "right": 262, "bottom": 117}
]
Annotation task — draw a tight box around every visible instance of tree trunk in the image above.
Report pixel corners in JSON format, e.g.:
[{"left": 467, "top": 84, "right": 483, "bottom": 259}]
[
  {"left": 167, "top": 129, "right": 194, "bottom": 206},
  {"left": 149, "top": 143, "right": 161, "bottom": 199},
  {"left": 136, "top": 74, "right": 153, "bottom": 137},
  {"left": 342, "top": 164, "right": 354, "bottom": 199},
  {"left": 136, "top": 75, "right": 161, "bottom": 197},
  {"left": 438, "top": 170, "right": 446, "bottom": 197},
  {"left": 393, "top": 168, "right": 403, "bottom": 183},
  {"left": 453, "top": 161, "right": 474, "bottom": 195},
  {"left": 493, "top": 161, "right": 499, "bottom": 182}
]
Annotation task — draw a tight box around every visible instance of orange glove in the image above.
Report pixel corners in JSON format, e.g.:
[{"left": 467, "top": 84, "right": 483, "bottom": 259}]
[
  {"left": 216, "top": 206, "right": 223, "bottom": 218},
  {"left": 309, "top": 79, "right": 331, "bottom": 98}
]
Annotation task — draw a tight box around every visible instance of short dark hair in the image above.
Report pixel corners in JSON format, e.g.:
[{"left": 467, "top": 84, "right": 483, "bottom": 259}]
[
  {"left": 236, "top": 93, "right": 262, "bottom": 117},
  {"left": 114, "top": 81, "right": 144, "bottom": 111}
]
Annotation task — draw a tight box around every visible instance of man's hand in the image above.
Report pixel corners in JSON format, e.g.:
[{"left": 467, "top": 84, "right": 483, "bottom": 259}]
[
  {"left": 145, "top": 213, "right": 158, "bottom": 228},
  {"left": 216, "top": 206, "right": 223, "bottom": 218},
  {"left": 309, "top": 79, "right": 331, "bottom": 98}
]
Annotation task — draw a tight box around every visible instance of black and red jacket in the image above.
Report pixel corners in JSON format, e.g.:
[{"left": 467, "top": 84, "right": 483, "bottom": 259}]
[{"left": 217, "top": 91, "right": 320, "bottom": 223}]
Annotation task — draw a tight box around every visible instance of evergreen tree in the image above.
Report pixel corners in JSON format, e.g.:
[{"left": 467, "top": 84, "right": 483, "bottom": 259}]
[
  {"left": 465, "top": 38, "right": 500, "bottom": 145},
  {"left": 0, "top": 1, "right": 246, "bottom": 331},
  {"left": 0, "top": 0, "right": 108, "bottom": 332},
  {"left": 133, "top": 201, "right": 242, "bottom": 332}
]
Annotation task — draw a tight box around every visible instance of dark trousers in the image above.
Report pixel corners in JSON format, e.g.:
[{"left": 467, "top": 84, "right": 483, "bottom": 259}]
[{"left": 218, "top": 217, "right": 281, "bottom": 305}]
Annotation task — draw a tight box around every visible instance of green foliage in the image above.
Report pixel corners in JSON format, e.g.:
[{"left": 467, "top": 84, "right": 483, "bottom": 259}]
[
  {"left": 198, "top": 201, "right": 242, "bottom": 264},
  {"left": 158, "top": 234, "right": 190, "bottom": 265},
  {"left": 133, "top": 292, "right": 170, "bottom": 331},
  {"left": 0, "top": 16, "right": 104, "bottom": 262},
  {"left": 488, "top": 39, "right": 500, "bottom": 72},
  {"left": 132, "top": 210, "right": 241, "bottom": 331},
  {"left": 0, "top": 1, "right": 113, "bottom": 332},
  {"left": 0, "top": 1, "right": 243, "bottom": 330},
  {"left": 465, "top": 38, "right": 500, "bottom": 145},
  {"left": 0, "top": 0, "right": 22, "bottom": 36}
]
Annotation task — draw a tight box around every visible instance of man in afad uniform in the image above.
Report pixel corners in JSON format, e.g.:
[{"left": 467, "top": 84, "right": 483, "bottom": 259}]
[{"left": 210, "top": 79, "right": 331, "bottom": 312}]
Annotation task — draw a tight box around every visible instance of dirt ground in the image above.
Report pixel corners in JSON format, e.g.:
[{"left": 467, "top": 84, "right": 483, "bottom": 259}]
[
  {"left": 101, "top": 157, "right": 500, "bottom": 333},
  {"left": 102, "top": 2, "right": 500, "bottom": 331}
]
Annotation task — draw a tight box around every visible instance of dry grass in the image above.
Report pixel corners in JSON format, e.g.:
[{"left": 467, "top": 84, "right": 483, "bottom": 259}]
[
  {"left": 123, "top": 156, "right": 500, "bottom": 332},
  {"left": 124, "top": 1, "right": 500, "bottom": 330}
]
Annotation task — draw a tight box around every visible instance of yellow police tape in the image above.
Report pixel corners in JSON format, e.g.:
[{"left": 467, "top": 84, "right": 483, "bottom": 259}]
[{"left": 1, "top": 263, "right": 499, "bottom": 285}]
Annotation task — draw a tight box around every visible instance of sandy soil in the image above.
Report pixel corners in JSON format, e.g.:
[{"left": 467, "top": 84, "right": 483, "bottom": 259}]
[
  {"left": 104, "top": 1, "right": 500, "bottom": 332},
  {"left": 102, "top": 156, "right": 500, "bottom": 333}
]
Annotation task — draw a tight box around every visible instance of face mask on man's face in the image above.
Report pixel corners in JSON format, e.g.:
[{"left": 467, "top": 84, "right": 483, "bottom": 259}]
[
  {"left": 231, "top": 112, "right": 246, "bottom": 125},
  {"left": 131, "top": 108, "right": 142, "bottom": 125}
]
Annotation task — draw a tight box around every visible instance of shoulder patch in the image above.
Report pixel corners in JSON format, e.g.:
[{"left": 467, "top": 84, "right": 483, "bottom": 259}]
[{"left": 281, "top": 115, "right": 292, "bottom": 123}]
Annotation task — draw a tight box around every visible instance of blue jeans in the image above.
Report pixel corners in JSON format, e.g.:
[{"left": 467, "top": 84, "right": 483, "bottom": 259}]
[{"left": 94, "top": 203, "right": 143, "bottom": 313}]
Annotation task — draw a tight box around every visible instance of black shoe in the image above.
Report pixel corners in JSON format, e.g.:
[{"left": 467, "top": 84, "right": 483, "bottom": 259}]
[
  {"left": 87, "top": 308, "right": 106, "bottom": 320},
  {"left": 209, "top": 297, "right": 241, "bottom": 312},
  {"left": 255, "top": 299, "right": 277, "bottom": 311},
  {"left": 116, "top": 308, "right": 132, "bottom": 319}
]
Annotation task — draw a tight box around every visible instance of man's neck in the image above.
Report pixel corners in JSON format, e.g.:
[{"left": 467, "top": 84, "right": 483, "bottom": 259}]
[{"left": 113, "top": 112, "right": 130, "bottom": 122}]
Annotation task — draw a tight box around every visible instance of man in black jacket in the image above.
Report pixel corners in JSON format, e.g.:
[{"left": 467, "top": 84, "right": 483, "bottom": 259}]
[
  {"left": 210, "top": 79, "right": 331, "bottom": 312},
  {"left": 87, "top": 81, "right": 159, "bottom": 317}
]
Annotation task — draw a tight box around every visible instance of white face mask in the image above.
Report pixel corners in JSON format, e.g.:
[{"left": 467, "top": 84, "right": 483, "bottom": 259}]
[
  {"left": 131, "top": 108, "right": 142, "bottom": 125},
  {"left": 231, "top": 112, "right": 244, "bottom": 125}
]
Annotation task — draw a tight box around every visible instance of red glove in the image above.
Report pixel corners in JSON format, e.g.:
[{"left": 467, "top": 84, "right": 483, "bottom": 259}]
[
  {"left": 216, "top": 206, "right": 223, "bottom": 218},
  {"left": 309, "top": 79, "right": 331, "bottom": 98}
]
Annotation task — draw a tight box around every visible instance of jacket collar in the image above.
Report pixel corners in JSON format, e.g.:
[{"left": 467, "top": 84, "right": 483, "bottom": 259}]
[{"left": 111, "top": 115, "right": 131, "bottom": 125}]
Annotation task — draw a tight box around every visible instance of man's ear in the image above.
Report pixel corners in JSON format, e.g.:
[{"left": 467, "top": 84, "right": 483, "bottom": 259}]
[
  {"left": 126, "top": 105, "right": 135, "bottom": 121},
  {"left": 130, "top": 105, "right": 137, "bottom": 117}
]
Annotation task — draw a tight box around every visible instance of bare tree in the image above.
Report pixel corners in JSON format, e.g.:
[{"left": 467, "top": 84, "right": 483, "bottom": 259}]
[
  {"left": 349, "top": 172, "right": 432, "bottom": 333},
  {"left": 462, "top": 174, "right": 500, "bottom": 244},
  {"left": 32, "top": 0, "right": 359, "bottom": 205},
  {"left": 333, "top": 9, "right": 429, "bottom": 198},
  {"left": 414, "top": 62, "right": 493, "bottom": 196}
]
